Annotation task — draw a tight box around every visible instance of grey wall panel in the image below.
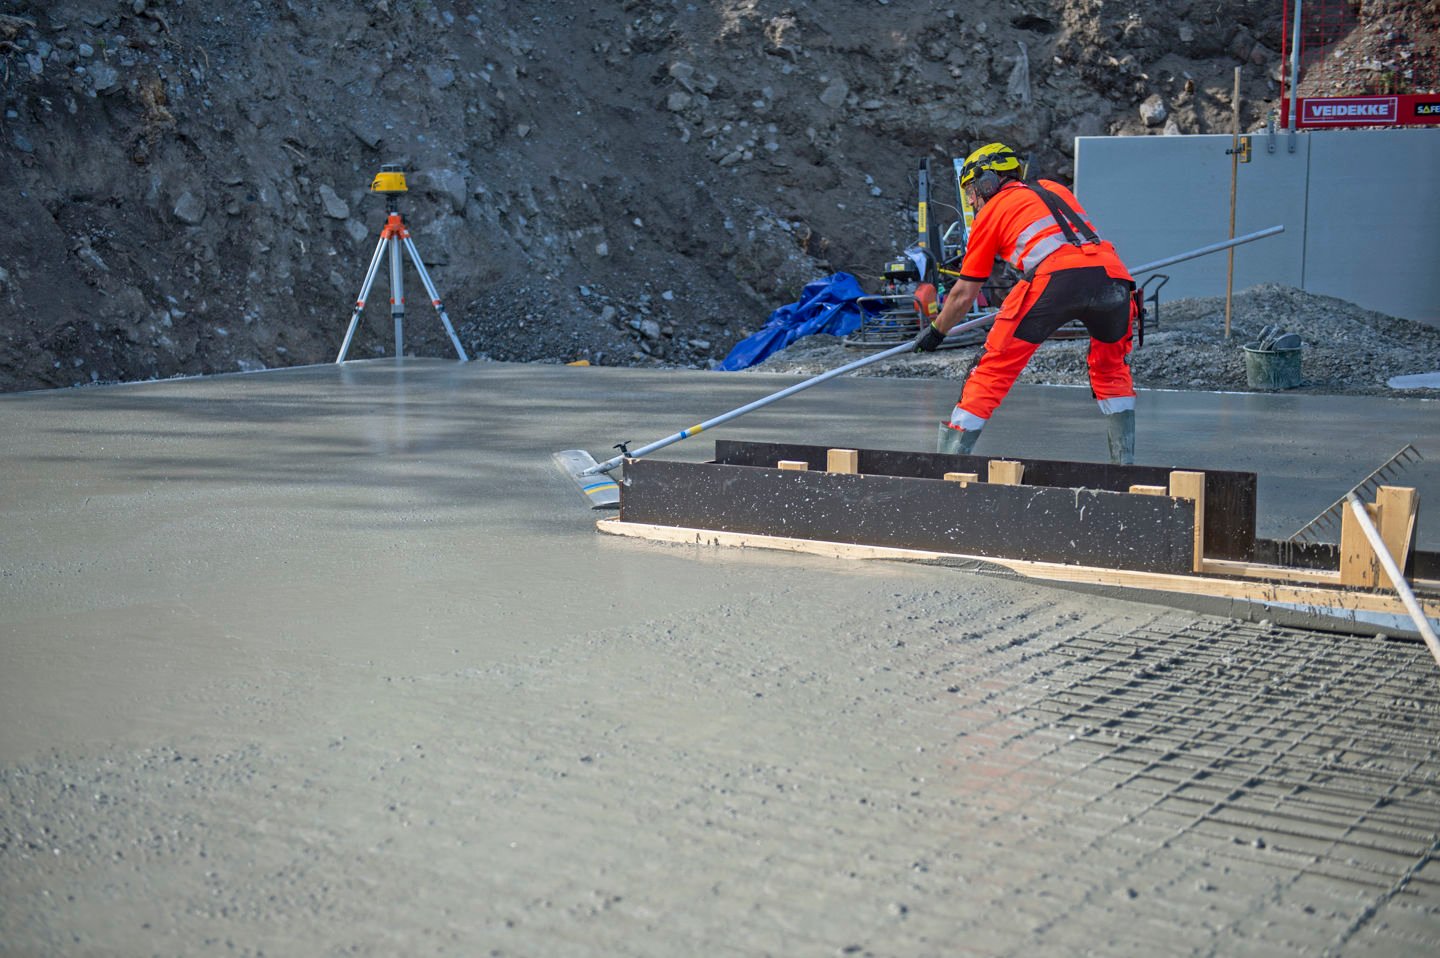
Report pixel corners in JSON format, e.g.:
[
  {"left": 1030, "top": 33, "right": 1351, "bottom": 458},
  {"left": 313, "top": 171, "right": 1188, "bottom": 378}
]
[
  {"left": 1074, "top": 130, "right": 1440, "bottom": 328},
  {"left": 1304, "top": 131, "right": 1440, "bottom": 326},
  {"left": 1074, "top": 134, "right": 1307, "bottom": 304}
]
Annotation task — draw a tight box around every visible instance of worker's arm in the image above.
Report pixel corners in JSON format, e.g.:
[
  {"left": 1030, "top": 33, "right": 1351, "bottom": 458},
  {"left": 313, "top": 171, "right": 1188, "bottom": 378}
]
[
  {"left": 914, "top": 277, "right": 986, "bottom": 352},
  {"left": 933, "top": 278, "right": 984, "bottom": 335}
]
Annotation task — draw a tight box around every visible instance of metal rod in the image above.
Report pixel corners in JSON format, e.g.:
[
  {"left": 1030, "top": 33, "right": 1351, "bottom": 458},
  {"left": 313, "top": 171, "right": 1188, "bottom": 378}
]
[
  {"left": 389, "top": 232, "right": 405, "bottom": 358},
  {"left": 582, "top": 313, "right": 997, "bottom": 476},
  {"left": 337, "top": 234, "right": 390, "bottom": 363},
  {"left": 1130, "top": 225, "right": 1284, "bottom": 276},
  {"left": 1288, "top": 0, "right": 1303, "bottom": 147},
  {"left": 1345, "top": 494, "right": 1440, "bottom": 667},
  {"left": 403, "top": 235, "right": 470, "bottom": 362}
]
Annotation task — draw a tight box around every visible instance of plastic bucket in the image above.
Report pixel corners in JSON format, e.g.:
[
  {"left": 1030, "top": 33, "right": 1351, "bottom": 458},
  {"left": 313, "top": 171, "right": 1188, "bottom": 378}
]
[{"left": 1243, "top": 342, "right": 1302, "bottom": 390}]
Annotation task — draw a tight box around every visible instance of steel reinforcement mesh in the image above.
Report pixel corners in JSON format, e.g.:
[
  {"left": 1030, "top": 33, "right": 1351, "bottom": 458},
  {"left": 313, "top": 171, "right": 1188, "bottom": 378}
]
[{"left": 1014, "top": 615, "right": 1439, "bottom": 951}]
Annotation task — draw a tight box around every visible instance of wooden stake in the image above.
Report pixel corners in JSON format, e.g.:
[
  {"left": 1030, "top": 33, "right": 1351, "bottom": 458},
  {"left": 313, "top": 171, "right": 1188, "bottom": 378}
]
[
  {"left": 777, "top": 460, "right": 809, "bottom": 471},
  {"left": 1169, "top": 470, "right": 1206, "bottom": 572},
  {"left": 1340, "top": 500, "right": 1382, "bottom": 588},
  {"left": 826, "top": 448, "right": 859, "bottom": 474},
  {"left": 988, "top": 460, "right": 1025, "bottom": 486},
  {"left": 1375, "top": 486, "right": 1419, "bottom": 571}
]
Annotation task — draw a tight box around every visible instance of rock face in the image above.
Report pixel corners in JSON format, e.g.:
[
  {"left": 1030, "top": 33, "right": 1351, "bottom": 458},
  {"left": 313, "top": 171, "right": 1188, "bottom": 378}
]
[{"left": 0, "top": 0, "right": 1393, "bottom": 392}]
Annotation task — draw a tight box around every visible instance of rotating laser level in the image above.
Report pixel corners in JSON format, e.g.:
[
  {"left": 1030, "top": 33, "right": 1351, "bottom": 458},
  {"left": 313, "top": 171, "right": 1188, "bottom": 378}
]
[
  {"left": 369, "top": 164, "right": 408, "bottom": 194},
  {"left": 336, "top": 164, "right": 468, "bottom": 363}
]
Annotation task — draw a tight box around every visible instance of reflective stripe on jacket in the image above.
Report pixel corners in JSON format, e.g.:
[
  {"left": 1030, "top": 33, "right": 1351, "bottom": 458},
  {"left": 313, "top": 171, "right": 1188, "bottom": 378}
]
[{"left": 957, "top": 179, "right": 1130, "bottom": 285}]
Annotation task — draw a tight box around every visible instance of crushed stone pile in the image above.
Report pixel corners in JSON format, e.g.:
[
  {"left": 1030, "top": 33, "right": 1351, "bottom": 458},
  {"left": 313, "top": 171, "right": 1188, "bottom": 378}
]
[{"left": 742, "top": 284, "right": 1440, "bottom": 397}]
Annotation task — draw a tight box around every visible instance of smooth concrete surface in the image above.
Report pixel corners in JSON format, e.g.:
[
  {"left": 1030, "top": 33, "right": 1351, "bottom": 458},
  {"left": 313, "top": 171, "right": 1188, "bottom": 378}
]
[{"left": 3, "top": 359, "right": 1439, "bottom": 956}]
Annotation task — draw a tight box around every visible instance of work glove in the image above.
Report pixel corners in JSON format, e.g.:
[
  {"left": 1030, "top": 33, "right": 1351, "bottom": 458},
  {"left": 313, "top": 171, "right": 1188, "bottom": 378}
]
[{"left": 914, "top": 321, "right": 945, "bottom": 353}]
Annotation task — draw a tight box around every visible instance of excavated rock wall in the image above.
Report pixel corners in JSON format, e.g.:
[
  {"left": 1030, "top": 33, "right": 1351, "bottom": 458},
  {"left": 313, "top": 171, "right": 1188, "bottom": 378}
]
[{"left": 0, "top": 0, "right": 1333, "bottom": 392}]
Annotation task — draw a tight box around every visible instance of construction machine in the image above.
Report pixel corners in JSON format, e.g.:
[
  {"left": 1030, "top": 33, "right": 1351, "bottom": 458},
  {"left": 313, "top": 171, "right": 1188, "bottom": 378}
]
[
  {"left": 845, "top": 155, "right": 1168, "bottom": 350},
  {"left": 844, "top": 156, "right": 996, "bottom": 349}
]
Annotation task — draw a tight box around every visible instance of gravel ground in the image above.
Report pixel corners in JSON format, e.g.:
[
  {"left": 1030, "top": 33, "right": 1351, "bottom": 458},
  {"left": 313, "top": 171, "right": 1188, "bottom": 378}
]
[{"left": 744, "top": 284, "right": 1440, "bottom": 397}]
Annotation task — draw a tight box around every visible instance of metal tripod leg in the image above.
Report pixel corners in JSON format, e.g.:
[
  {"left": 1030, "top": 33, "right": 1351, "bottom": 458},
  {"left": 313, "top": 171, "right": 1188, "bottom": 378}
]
[
  {"left": 336, "top": 233, "right": 391, "bottom": 363},
  {"left": 389, "top": 233, "right": 405, "bottom": 359},
  {"left": 402, "top": 235, "right": 470, "bottom": 362}
]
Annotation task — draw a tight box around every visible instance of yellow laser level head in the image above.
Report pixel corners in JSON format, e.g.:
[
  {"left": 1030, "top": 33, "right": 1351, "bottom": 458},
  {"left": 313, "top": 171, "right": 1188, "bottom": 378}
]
[{"left": 370, "top": 165, "right": 408, "bottom": 194}]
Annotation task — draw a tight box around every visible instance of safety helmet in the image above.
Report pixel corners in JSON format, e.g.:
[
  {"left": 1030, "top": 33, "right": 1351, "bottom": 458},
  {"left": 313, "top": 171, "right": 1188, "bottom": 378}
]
[{"left": 959, "top": 142, "right": 1024, "bottom": 198}]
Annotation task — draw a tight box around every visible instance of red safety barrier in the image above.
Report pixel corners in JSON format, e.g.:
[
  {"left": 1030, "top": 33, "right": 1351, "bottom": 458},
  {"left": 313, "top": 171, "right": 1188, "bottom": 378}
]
[{"left": 1279, "top": 0, "right": 1440, "bottom": 128}]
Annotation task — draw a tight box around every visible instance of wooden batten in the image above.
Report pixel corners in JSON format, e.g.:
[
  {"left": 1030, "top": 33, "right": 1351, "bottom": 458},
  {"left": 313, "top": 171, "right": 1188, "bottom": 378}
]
[
  {"left": 989, "top": 460, "right": 1025, "bottom": 486},
  {"left": 826, "top": 448, "right": 859, "bottom": 474},
  {"left": 944, "top": 472, "right": 979, "bottom": 486},
  {"left": 597, "top": 518, "right": 1440, "bottom": 633},
  {"left": 778, "top": 460, "right": 809, "bottom": 471},
  {"left": 1169, "top": 471, "right": 1206, "bottom": 573},
  {"left": 1375, "top": 485, "right": 1419, "bottom": 570},
  {"left": 1130, "top": 484, "right": 1168, "bottom": 496}
]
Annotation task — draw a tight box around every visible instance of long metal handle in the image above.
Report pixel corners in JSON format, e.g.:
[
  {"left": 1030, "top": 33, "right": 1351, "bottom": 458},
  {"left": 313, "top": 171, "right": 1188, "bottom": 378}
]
[
  {"left": 583, "top": 226, "right": 1285, "bottom": 477},
  {"left": 1345, "top": 494, "right": 1440, "bottom": 667},
  {"left": 1129, "top": 225, "right": 1284, "bottom": 277},
  {"left": 583, "top": 312, "right": 994, "bottom": 476}
]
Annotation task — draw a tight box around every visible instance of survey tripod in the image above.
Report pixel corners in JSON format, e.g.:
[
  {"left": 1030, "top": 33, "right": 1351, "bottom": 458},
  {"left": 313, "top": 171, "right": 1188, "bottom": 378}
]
[{"left": 336, "top": 165, "right": 469, "bottom": 363}]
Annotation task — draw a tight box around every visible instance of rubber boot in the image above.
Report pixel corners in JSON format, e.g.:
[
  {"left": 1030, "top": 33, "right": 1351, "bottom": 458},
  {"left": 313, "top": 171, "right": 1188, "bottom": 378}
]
[
  {"left": 937, "top": 420, "right": 980, "bottom": 455},
  {"left": 1105, "top": 409, "right": 1135, "bottom": 465}
]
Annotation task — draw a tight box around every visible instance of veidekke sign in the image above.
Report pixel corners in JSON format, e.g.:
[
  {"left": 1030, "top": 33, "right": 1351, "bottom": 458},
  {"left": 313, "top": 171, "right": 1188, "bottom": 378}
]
[{"left": 1283, "top": 95, "right": 1440, "bottom": 128}]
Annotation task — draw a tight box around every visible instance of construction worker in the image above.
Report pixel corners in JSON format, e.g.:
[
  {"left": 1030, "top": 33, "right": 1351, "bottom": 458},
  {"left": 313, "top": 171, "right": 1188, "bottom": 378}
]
[{"left": 915, "top": 143, "right": 1137, "bottom": 464}]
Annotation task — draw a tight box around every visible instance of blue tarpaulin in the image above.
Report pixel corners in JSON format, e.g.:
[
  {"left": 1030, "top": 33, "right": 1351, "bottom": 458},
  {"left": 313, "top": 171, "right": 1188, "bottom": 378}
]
[{"left": 717, "top": 273, "right": 873, "bottom": 371}]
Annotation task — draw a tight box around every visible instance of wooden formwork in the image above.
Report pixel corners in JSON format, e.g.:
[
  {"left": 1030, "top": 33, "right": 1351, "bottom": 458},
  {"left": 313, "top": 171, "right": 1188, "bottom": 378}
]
[{"left": 598, "top": 441, "right": 1440, "bottom": 639}]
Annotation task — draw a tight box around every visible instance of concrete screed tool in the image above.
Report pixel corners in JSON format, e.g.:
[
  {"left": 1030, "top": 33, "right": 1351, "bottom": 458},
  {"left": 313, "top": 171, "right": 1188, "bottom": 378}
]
[{"left": 555, "top": 226, "right": 1286, "bottom": 509}]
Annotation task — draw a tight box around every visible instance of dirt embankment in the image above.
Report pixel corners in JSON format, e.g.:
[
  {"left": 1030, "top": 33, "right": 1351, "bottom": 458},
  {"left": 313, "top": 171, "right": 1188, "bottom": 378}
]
[{"left": 5, "top": 0, "right": 1428, "bottom": 395}]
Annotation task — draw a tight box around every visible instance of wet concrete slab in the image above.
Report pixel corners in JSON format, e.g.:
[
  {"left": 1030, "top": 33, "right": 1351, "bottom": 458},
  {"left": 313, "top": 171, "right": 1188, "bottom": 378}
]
[{"left": 2, "top": 359, "right": 1438, "bottom": 955}]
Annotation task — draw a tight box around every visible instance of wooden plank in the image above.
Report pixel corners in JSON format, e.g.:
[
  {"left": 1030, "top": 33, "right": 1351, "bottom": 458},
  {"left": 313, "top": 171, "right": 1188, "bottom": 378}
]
[
  {"left": 1340, "top": 501, "right": 1382, "bottom": 588},
  {"left": 826, "top": 448, "right": 859, "bottom": 474},
  {"left": 944, "top": 472, "right": 979, "bottom": 486},
  {"left": 620, "top": 457, "right": 1196, "bottom": 573},
  {"left": 778, "top": 460, "right": 808, "bottom": 471},
  {"left": 1200, "top": 558, "right": 1341, "bottom": 586},
  {"left": 713, "top": 439, "right": 1259, "bottom": 561},
  {"left": 989, "top": 460, "right": 1025, "bottom": 485},
  {"left": 598, "top": 518, "right": 1440, "bottom": 623},
  {"left": 1130, "top": 484, "right": 1168, "bottom": 496},
  {"left": 1375, "top": 486, "right": 1419, "bottom": 570},
  {"left": 1169, "top": 471, "right": 1206, "bottom": 573}
]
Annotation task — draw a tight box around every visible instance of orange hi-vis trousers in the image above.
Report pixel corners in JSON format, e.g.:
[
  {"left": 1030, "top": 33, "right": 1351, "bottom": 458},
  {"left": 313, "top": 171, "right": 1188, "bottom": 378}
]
[{"left": 957, "top": 265, "right": 1135, "bottom": 425}]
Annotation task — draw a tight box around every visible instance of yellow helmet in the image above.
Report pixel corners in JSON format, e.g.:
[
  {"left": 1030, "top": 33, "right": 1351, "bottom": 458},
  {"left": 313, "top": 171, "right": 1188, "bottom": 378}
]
[{"left": 959, "top": 142, "right": 1024, "bottom": 197}]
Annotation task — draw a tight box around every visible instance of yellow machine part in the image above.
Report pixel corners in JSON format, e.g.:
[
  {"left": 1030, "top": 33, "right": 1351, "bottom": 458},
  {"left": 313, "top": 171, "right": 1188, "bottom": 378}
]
[{"left": 370, "top": 169, "right": 408, "bottom": 193}]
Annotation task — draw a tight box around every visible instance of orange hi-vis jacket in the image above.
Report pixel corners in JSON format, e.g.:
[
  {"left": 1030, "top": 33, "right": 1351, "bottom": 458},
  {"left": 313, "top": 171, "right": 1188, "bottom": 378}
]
[
  {"left": 953, "top": 178, "right": 1137, "bottom": 423},
  {"left": 957, "top": 179, "right": 1131, "bottom": 290}
]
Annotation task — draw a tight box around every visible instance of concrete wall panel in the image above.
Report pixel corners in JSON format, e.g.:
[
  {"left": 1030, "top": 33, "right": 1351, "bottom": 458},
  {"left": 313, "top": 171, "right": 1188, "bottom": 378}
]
[
  {"left": 1074, "top": 130, "right": 1439, "bottom": 328},
  {"left": 1074, "top": 134, "right": 1307, "bottom": 301},
  {"left": 1304, "top": 131, "right": 1440, "bottom": 326}
]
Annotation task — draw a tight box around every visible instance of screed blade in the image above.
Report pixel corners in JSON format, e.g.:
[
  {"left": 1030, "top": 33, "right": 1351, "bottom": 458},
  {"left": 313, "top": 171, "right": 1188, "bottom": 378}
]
[{"left": 553, "top": 449, "right": 621, "bottom": 509}]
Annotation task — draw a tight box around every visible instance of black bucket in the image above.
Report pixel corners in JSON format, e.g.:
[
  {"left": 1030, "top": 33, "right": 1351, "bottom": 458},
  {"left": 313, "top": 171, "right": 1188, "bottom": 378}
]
[{"left": 1243, "top": 342, "right": 1302, "bottom": 390}]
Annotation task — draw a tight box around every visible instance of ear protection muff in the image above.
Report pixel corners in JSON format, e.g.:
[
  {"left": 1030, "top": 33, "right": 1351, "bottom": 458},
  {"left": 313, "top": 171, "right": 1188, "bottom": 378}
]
[
  {"left": 973, "top": 168, "right": 1003, "bottom": 200},
  {"left": 961, "top": 145, "right": 1024, "bottom": 202}
]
